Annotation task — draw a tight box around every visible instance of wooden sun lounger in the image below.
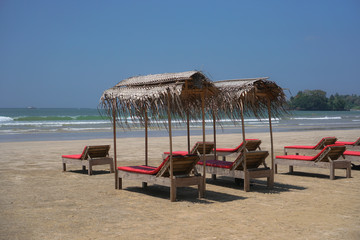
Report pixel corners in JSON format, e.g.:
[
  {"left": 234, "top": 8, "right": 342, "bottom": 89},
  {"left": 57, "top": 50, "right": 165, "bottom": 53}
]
[
  {"left": 62, "top": 145, "right": 114, "bottom": 175},
  {"left": 336, "top": 137, "right": 360, "bottom": 150},
  {"left": 196, "top": 150, "right": 273, "bottom": 192},
  {"left": 275, "top": 145, "right": 351, "bottom": 180},
  {"left": 162, "top": 141, "right": 214, "bottom": 159},
  {"left": 343, "top": 150, "right": 360, "bottom": 165},
  {"left": 118, "top": 154, "right": 204, "bottom": 202},
  {"left": 215, "top": 139, "right": 262, "bottom": 160},
  {"left": 283, "top": 137, "right": 337, "bottom": 155}
]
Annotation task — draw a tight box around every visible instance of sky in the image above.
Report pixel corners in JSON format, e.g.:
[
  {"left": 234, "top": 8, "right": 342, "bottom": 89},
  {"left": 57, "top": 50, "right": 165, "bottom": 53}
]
[{"left": 1, "top": 0, "right": 359, "bottom": 108}]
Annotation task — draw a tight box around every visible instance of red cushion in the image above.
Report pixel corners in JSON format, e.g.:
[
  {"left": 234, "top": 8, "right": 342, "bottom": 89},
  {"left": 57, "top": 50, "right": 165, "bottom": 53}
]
[
  {"left": 197, "top": 159, "right": 233, "bottom": 168},
  {"left": 344, "top": 150, "right": 360, "bottom": 157},
  {"left": 277, "top": 146, "right": 331, "bottom": 161},
  {"left": 336, "top": 141, "right": 355, "bottom": 145},
  {"left": 215, "top": 139, "right": 260, "bottom": 152},
  {"left": 118, "top": 156, "right": 169, "bottom": 175},
  {"left": 276, "top": 155, "right": 316, "bottom": 161},
  {"left": 216, "top": 148, "right": 238, "bottom": 152},
  {"left": 284, "top": 145, "right": 316, "bottom": 149},
  {"left": 62, "top": 154, "right": 83, "bottom": 159},
  {"left": 118, "top": 165, "right": 158, "bottom": 174},
  {"left": 62, "top": 146, "right": 87, "bottom": 159},
  {"left": 284, "top": 137, "right": 336, "bottom": 150},
  {"left": 163, "top": 151, "right": 188, "bottom": 156}
]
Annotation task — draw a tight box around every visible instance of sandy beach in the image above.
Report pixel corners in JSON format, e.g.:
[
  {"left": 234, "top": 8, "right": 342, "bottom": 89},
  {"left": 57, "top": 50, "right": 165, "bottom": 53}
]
[{"left": 1, "top": 129, "right": 360, "bottom": 240}]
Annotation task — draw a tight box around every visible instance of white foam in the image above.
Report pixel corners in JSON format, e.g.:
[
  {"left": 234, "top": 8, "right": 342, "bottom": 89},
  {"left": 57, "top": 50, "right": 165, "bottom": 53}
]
[
  {"left": 0, "top": 116, "right": 14, "bottom": 122},
  {"left": 291, "top": 116, "right": 342, "bottom": 120}
]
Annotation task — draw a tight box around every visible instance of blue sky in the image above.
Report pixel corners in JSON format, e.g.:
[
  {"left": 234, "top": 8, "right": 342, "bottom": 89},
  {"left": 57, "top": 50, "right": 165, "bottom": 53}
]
[{"left": 1, "top": 0, "right": 359, "bottom": 108}]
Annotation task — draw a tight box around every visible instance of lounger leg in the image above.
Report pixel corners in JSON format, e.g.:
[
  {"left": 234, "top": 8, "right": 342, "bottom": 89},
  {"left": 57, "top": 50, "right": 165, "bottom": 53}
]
[
  {"left": 82, "top": 165, "right": 86, "bottom": 171},
  {"left": 289, "top": 166, "right": 294, "bottom": 173},
  {"left": 244, "top": 171, "right": 250, "bottom": 192},
  {"left": 170, "top": 179, "right": 176, "bottom": 202},
  {"left": 268, "top": 171, "right": 274, "bottom": 189},
  {"left": 330, "top": 163, "right": 335, "bottom": 180},
  {"left": 142, "top": 182, "right": 147, "bottom": 188},
  {"left": 199, "top": 179, "right": 205, "bottom": 198},
  {"left": 274, "top": 164, "right": 278, "bottom": 174},
  {"left": 88, "top": 162, "right": 92, "bottom": 176},
  {"left": 118, "top": 177, "right": 122, "bottom": 189},
  {"left": 62, "top": 160, "right": 66, "bottom": 172},
  {"left": 211, "top": 174, "right": 216, "bottom": 180},
  {"left": 109, "top": 161, "right": 114, "bottom": 173},
  {"left": 346, "top": 165, "right": 351, "bottom": 178}
]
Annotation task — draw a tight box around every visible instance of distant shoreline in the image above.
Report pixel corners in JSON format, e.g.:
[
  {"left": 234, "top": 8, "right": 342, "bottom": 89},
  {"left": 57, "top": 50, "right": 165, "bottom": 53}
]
[{"left": 1, "top": 124, "right": 359, "bottom": 143}]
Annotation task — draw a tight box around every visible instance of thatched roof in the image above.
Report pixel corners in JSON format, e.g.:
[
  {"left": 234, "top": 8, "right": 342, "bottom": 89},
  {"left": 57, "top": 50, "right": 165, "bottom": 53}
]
[
  {"left": 213, "top": 77, "right": 287, "bottom": 118},
  {"left": 100, "top": 71, "right": 217, "bottom": 127},
  {"left": 99, "top": 71, "right": 287, "bottom": 128}
]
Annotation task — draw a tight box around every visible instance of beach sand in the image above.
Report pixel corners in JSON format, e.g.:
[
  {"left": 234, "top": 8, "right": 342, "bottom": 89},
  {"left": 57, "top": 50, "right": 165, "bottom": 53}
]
[{"left": 1, "top": 129, "right": 360, "bottom": 240}]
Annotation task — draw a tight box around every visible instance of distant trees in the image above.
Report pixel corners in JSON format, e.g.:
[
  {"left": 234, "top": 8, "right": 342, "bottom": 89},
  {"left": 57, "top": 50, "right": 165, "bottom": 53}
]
[{"left": 288, "top": 90, "right": 360, "bottom": 111}]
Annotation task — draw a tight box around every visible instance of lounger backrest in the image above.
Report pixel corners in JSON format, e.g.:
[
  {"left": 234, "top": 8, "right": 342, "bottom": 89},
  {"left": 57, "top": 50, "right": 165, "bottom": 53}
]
[
  {"left": 245, "top": 139, "right": 262, "bottom": 151},
  {"left": 314, "top": 137, "right": 337, "bottom": 150},
  {"left": 231, "top": 151, "right": 269, "bottom": 171},
  {"left": 156, "top": 154, "right": 200, "bottom": 177},
  {"left": 354, "top": 137, "right": 360, "bottom": 146},
  {"left": 192, "top": 142, "right": 215, "bottom": 155},
  {"left": 315, "top": 145, "right": 346, "bottom": 162},
  {"left": 83, "top": 145, "right": 110, "bottom": 160}
]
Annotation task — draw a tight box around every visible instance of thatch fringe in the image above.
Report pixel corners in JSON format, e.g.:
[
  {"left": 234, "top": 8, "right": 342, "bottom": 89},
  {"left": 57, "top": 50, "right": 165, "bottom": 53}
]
[
  {"left": 100, "top": 71, "right": 217, "bottom": 128},
  {"left": 213, "top": 78, "right": 288, "bottom": 120}
]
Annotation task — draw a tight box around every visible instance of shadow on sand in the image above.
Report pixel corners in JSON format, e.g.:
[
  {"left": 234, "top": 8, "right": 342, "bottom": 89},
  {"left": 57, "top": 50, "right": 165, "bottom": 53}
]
[
  {"left": 277, "top": 171, "right": 350, "bottom": 180},
  {"left": 123, "top": 184, "right": 246, "bottom": 203},
  {"left": 68, "top": 169, "right": 113, "bottom": 175},
  {"left": 205, "top": 176, "right": 307, "bottom": 194}
]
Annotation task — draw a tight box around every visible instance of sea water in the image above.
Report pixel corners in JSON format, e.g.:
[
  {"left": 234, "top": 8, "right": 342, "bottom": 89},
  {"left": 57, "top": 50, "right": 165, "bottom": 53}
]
[{"left": 0, "top": 108, "right": 359, "bottom": 142}]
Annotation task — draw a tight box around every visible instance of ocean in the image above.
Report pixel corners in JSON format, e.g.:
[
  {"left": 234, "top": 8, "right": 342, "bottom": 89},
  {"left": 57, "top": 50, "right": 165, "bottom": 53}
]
[{"left": 0, "top": 108, "right": 360, "bottom": 142}]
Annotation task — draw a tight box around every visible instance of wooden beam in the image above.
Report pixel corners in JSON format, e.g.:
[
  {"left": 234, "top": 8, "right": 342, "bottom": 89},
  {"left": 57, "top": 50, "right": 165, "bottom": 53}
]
[
  {"left": 167, "top": 90, "right": 175, "bottom": 202},
  {"left": 112, "top": 99, "right": 118, "bottom": 189},
  {"left": 145, "top": 109, "right": 148, "bottom": 166},
  {"left": 267, "top": 99, "right": 274, "bottom": 170},
  {"left": 201, "top": 92, "right": 206, "bottom": 196},
  {"left": 187, "top": 111, "right": 191, "bottom": 154},
  {"left": 213, "top": 112, "right": 217, "bottom": 160},
  {"left": 240, "top": 102, "right": 248, "bottom": 191}
]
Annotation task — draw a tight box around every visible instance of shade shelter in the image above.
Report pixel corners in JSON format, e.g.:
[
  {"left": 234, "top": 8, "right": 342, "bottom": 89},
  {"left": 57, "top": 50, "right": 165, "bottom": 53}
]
[
  {"left": 208, "top": 77, "right": 287, "bottom": 191},
  {"left": 100, "top": 71, "right": 217, "bottom": 201}
]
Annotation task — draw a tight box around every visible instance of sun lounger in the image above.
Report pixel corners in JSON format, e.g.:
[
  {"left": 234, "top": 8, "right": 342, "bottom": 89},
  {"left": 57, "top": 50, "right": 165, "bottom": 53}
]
[
  {"left": 336, "top": 137, "right": 360, "bottom": 149},
  {"left": 284, "top": 137, "right": 337, "bottom": 155},
  {"left": 275, "top": 145, "right": 351, "bottom": 180},
  {"left": 162, "top": 141, "right": 214, "bottom": 159},
  {"left": 343, "top": 150, "right": 360, "bottom": 165},
  {"left": 117, "top": 154, "right": 204, "bottom": 201},
  {"left": 62, "top": 145, "right": 114, "bottom": 175},
  {"left": 196, "top": 150, "right": 273, "bottom": 191},
  {"left": 216, "top": 139, "right": 262, "bottom": 160}
]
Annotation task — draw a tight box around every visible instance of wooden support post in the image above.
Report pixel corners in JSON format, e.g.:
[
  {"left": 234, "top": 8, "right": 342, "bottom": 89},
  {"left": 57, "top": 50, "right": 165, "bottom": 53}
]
[
  {"left": 201, "top": 92, "right": 206, "bottom": 197},
  {"left": 213, "top": 112, "right": 217, "bottom": 160},
  {"left": 187, "top": 111, "right": 191, "bottom": 154},
  {"left": 212, "top": 111, "right": 217, "bottom": 180},
  {"left": 240, "top": 103, "right": 248, "bottom": 191},
  {"left": 167, "top": 91, "right": 175, "bottom": 202},
  {"left": 112, "top": 99, "right": 118, "bottom": 189},
  {"left": 267, "top": 99, "right": 275, "bottom": 171},
  {"left": 145, "top": 109, "right": 148, "bottom": 166}
]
